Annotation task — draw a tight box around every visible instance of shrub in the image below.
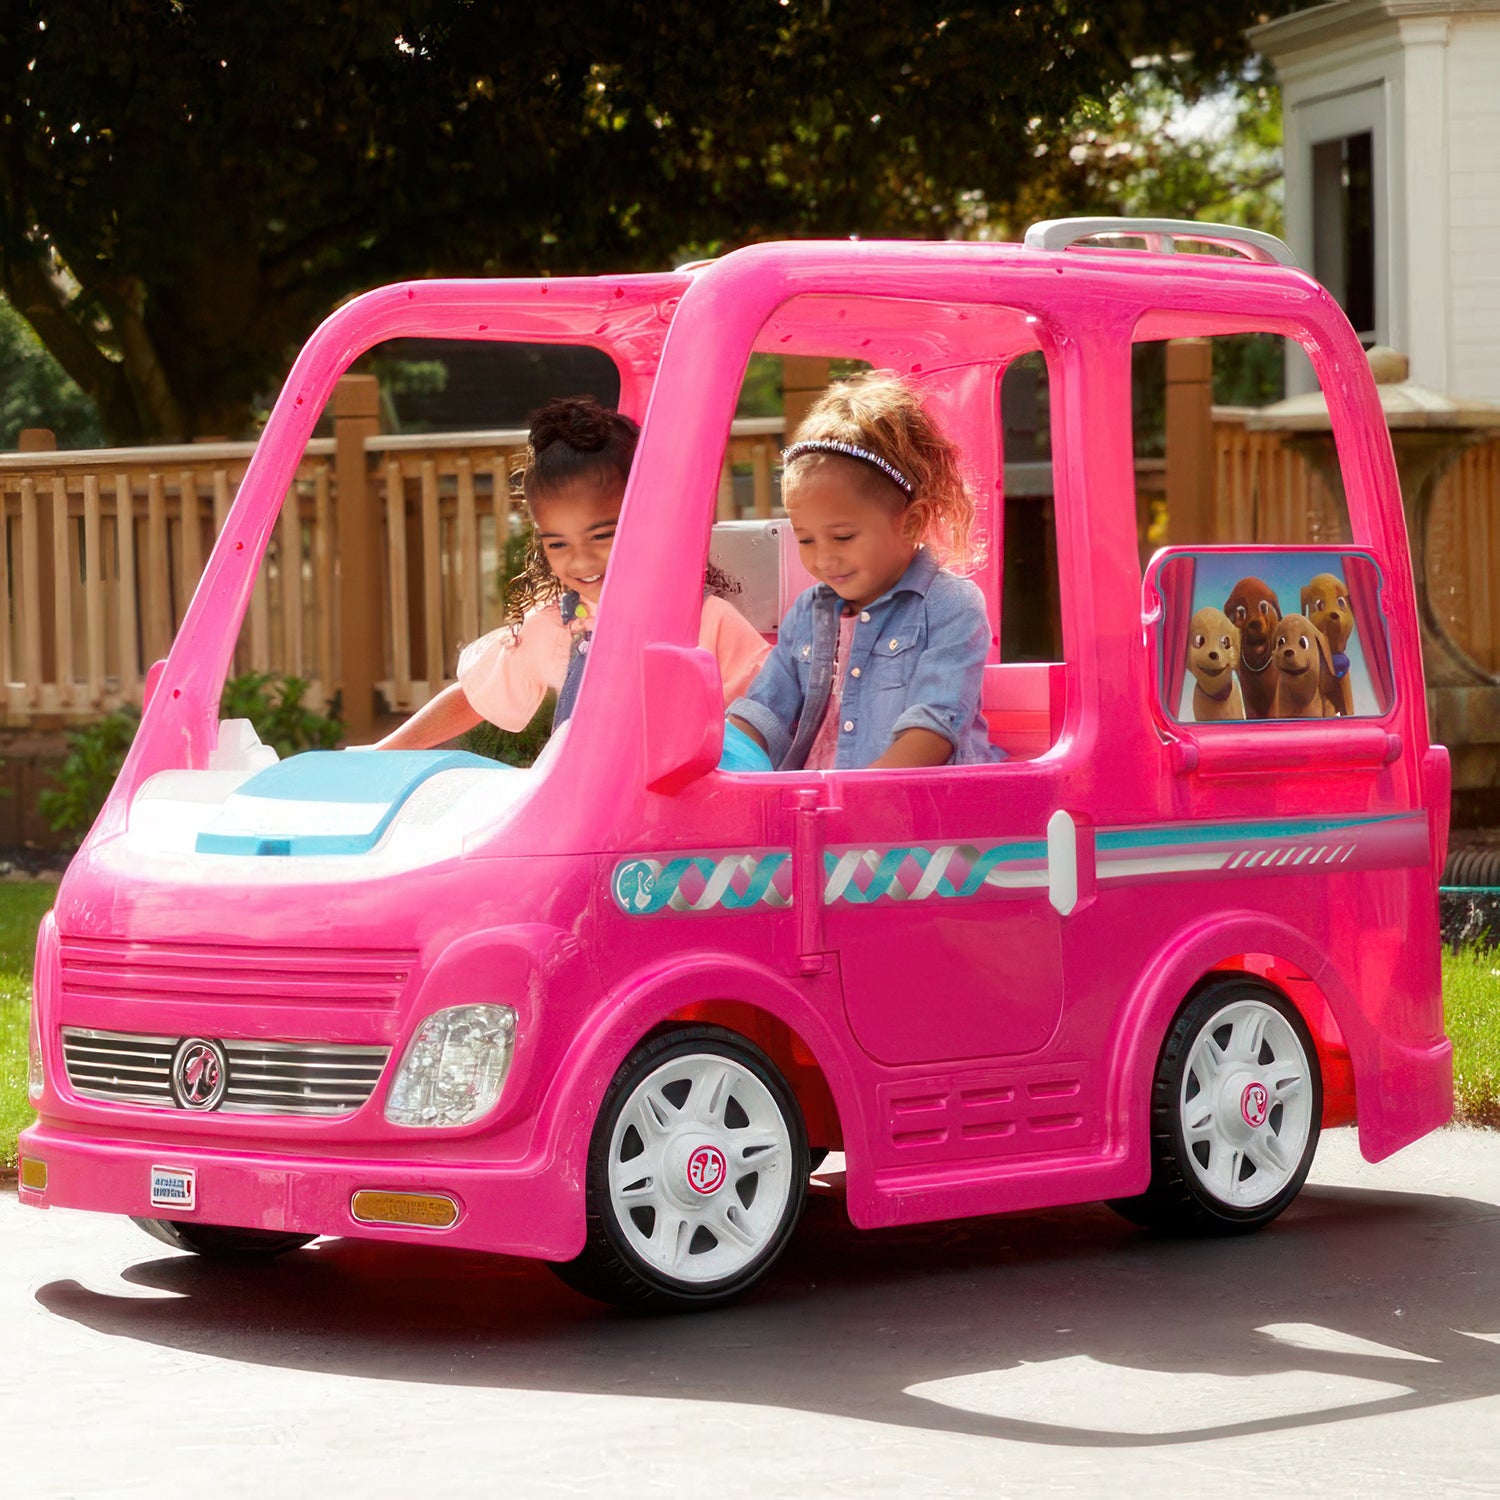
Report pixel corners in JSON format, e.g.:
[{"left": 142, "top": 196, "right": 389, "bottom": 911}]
[
  {"left": 456, "top": 697, "right": 554, "bottom": 768},
  {"left": 218, "top": 673, "right": 342, "bottom": 759},
  {"left": 38, "top": 674, "right": 344, "bottom": 839},
  {"left": 37, "top": 707, "right": 141, "bottom": 838}
]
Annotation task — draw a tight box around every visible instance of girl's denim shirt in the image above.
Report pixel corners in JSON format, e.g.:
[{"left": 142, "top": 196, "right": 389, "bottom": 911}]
[{"left": 728, "top": 548, "right": 1004, "bottom": 770}]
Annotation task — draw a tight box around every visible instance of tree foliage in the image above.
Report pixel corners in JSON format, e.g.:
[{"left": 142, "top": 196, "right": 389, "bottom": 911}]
[
  {"left": 0, "top": 295, "right": 105, "bottom": 447},
  {"left": 0, "top": 1, "right": 1300, "bottom": 444}
]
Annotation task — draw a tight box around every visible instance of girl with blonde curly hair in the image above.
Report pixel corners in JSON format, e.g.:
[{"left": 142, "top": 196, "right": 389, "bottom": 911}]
[{"left": 727, "top": 372, "right": 1000, "bottom": 770}]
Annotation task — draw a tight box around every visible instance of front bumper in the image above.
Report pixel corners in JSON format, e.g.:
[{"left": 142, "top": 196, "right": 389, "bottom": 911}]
[{"left": 18, "top": 1119, "right": 585, "bottom": 1261}]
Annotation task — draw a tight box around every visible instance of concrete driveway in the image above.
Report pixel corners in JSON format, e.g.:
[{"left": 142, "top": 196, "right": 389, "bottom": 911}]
[{"left": 5, "top": 1126, "right": 1500, "bottom": 1498}]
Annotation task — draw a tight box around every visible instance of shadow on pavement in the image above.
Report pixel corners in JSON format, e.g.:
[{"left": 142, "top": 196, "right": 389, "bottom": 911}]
[{"left": 34, "top": 1179, "right": 1500, "bottom": 1447}]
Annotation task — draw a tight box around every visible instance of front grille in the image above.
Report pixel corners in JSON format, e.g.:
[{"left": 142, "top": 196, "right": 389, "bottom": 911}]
[{"left": 61, "top": 1027, "right": 391, "bottom": 1116}]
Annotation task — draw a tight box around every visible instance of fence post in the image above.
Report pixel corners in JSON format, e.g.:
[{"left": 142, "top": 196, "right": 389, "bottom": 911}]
[
  {"left": 19, "top": 429, "right": 59, "bottom": 700},
  {"left": 1165, "top": 339, "right": 1214, "bottom": 544},
  {"left": 334, "top": 375, "right": 381, "bottom": 738},
  {"left": 782, "top": 357, "right": 831, "bottom": 440}
]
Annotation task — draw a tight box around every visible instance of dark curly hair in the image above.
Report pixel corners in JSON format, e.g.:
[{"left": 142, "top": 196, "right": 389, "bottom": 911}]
[{"left": 504, "top": 395, "right": 739, "bottom": 625}]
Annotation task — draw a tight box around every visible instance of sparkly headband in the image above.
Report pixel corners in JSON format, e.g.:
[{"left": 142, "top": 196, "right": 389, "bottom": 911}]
[{"left": 781, "top": 440, "right": 914, "bottom": 496}]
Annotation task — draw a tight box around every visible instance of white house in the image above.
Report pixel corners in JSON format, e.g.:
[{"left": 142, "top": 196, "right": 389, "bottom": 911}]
[{"left": 1251, "top": 0, "right": 1500, "bottom": 399}]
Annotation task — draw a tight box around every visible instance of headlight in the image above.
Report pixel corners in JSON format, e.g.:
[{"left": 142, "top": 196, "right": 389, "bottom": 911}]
[
  {"left": 384, "top": 1004, "right": 516, "bottom": 1128},
  {"left": 27, "top": 1006, "right": 43, "bottom": 1104}
]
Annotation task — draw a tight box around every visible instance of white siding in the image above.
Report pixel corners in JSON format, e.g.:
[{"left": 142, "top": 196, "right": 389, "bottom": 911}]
[{"left": 1447, "top": 17, "right": 1500, "bottom": 399}]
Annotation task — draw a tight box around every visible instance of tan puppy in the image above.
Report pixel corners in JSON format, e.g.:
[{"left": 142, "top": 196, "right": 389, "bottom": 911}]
[
  {"left": 1223, "top": 577, "right": 1281, "bottom": 719},
  {"left": 1300, "top": 572, "right": 1355, "bottom": 715},
  {"left": 1186, "top": 607, "right": 1245, "bottom": 721},
  {"left": 1269, "top": 613, "right": 1340, "bottom": 718}
]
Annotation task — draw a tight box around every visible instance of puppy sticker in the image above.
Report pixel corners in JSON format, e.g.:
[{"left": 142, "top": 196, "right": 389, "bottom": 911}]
[
  {"left": 1223, "top": 578, "right": 1281, "bottom": 719},
  {"left": 1186, "top": 607, "right": 1245, "bottom": 721},
  {"left": 1300, "top": 572, "right": 1355, "bottom": 715},
  {"left": 1270, "top": 613, "right": 1340, "bottom": 718}
]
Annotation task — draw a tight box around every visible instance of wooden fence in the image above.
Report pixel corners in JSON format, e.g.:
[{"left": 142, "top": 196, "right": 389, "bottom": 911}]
[
  {"left": 0, "top": 438, "right": 335, "bottom": 724},
  {"left": 4, "top": 359, "right": 1498, "bottom": 735},
  {"left": 1200, "top": 412, "right": 1500, "bottom": 675},
  {"left": 0, "top": 388, "right": 786, "bottom": 733}
]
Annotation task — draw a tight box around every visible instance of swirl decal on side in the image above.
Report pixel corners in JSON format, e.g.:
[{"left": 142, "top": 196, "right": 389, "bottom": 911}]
[
  {"left": 821, "top": 843, "right": 1048, "bottom": 905},
  {"left": 611, "top": 853, "right": 792, "bottom": 914}
]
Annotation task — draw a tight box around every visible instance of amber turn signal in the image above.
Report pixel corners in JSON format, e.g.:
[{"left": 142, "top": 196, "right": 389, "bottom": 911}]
[{"left": 350, "top": 1189, "right": 458, "bottom": 1228}]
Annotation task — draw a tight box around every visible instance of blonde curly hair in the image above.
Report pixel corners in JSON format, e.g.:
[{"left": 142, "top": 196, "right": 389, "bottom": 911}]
[{"left": 782, "top": 371, "right": 981, "bottom": 572}]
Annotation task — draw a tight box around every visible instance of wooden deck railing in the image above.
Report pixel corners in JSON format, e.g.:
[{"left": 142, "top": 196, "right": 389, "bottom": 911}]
[
  {"left": 0, "top": 436, "right": 336, "bottom": 724},
  {"left": 6, "top": 358, "right": 1497, "bottom": 734},
  {"left": 0, "top": 386, "right": 790, "bottom": 732}
]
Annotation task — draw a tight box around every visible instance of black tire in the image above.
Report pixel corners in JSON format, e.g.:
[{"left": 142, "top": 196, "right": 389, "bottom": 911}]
[
  {"left": 1108, "top": 979, "right": 1322, "bottom": 1236},
  {"left": 130, "top": 1218, "right": 316, "bottom": 1259},
  {"left": 550, "top": 1025, "right": 809, "bottom": 1311}
]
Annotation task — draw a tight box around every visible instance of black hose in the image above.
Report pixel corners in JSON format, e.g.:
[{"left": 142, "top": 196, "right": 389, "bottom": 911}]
[{"left": 1443, "top": 847, "right": 1500, "bottom": 888}]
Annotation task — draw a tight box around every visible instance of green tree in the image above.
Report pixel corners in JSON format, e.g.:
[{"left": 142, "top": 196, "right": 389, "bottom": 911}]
[
  {"left": 1002, "top": 61, "right": 1284, "bottom": 238},
  {"left": 0, "top": 296, "right": 104, "bottom": 448},
  {"left": 1, "top": 2, "right": 1300, "bottom": 445}
]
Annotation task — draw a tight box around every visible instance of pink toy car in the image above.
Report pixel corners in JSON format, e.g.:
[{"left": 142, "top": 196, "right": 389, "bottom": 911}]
[{"left": 18, "top": 221, "right": 1452, "bottom": 1310}]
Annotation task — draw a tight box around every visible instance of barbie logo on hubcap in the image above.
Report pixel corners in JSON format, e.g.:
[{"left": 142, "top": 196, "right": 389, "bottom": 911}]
[
  {"left": 686, "top": 1144, "right": 727, "bottom": 1196},
  {"left": 1240, "top": 1081, "right": 1270, "bottom": 1129},
  {"left": 171, "top": 1037, "right": 229, "bottom": 1111}
]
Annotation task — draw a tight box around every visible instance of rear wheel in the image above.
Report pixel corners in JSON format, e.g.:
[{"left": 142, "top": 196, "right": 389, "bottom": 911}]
[
  {"left": 130, "top": 1219, "right": 316, "bottom": 1259},
  {"left": 1109, "top": 980, "right": 1321, "bottom": 1235},
  {"left": 551, "top": 1026, "right": 808, "bottom": 1311}
]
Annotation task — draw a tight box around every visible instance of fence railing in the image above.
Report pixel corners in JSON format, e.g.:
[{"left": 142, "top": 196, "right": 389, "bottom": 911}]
[
  {"left": 0, "top": 388, "right": 790, "bottom": 732},
  {"left": 0, "top": 438, "right": 336, "bottom": 723},
  {"left": 5, "top": 361, "right": 1498, "bottom": 734}
]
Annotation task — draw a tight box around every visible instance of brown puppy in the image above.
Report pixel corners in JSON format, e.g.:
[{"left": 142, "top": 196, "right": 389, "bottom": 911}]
[
  {"left": 1223, "top": 577, "right": 1281, "bottom": 719},
  {"left": 1300, "top": 572, "right": 1355, "bottom": 715},
  {"left": 1186, "top": 607, "right": 1245, "bottom": 721},
  {"left": 1270, "top": 613, "right": 1340, "bottom": 718}
]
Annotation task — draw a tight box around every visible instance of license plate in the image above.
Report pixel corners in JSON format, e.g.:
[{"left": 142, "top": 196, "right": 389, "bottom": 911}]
[{"left": 149, "top": 1165, "right": 196, "bottom": 1212}]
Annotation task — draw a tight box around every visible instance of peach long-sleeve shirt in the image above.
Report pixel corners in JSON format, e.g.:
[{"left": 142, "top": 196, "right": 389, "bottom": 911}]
[{"left": 456, "top": 594, "right": 770, "bottom": 731}]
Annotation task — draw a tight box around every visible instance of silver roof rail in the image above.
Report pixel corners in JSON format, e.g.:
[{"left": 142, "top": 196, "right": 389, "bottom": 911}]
[{"left": 1023, "top": 217, "right": 1298, "bottom": 269}]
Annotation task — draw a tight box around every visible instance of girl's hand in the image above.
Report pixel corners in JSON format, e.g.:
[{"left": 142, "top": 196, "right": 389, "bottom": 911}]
[{"left": 870, "top": 727, "right": 954, "bottom": 770}]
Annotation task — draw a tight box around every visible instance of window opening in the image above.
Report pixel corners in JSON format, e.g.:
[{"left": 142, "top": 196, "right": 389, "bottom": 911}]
[{"left": 1312, "top": 132, "right": 1375, "bottom": 342}]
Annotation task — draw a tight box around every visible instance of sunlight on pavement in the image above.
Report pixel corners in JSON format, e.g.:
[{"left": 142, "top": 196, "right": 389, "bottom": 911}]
[{"left": 905, "top": 1355, "right": 1413, "bottom": 1435}]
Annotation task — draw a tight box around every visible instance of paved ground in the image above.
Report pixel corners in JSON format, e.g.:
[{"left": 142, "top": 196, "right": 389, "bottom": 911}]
[{"left": 6, "top": 1127, "right": 1500, "bottom": 1498}]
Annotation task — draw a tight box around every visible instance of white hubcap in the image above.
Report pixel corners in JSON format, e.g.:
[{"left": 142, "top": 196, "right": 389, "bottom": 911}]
[
  {"left": 1180, "top": 1000, "right": 1314, "bottom": 1209},
  {"left": 608, "top": 1052, "right": 794, "bottom": 1285}
]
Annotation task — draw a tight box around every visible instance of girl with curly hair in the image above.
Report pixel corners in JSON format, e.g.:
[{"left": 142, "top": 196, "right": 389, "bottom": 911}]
[
  {"left": 727, "top": 372, "right": 1001, "bottom": 771},
  {"left": 378, "top": 396, "right": 767, "bottom": 749}
]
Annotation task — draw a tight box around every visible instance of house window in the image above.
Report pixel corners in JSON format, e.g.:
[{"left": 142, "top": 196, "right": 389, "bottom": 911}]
[{"left": 1312, "top": 131, "right": 1376, "bottom": 341}]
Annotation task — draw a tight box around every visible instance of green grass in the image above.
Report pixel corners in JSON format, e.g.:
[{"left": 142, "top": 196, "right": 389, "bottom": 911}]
[
  {"left": 1, "top": 884, "right": 1499, "bottom": 1170},
  {"left": 1444, "top": 943, "right": 1500, "bottom": 1128},
  {"left": 0, "top": 882, "right": 56, "bottom": 1171}
]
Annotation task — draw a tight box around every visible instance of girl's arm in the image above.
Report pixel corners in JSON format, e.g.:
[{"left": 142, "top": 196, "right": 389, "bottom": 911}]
[
  {"left": 870, "top": 727, "right": 954, "bottom": 769},
  {"left": 375, "top": 682, "right": 483, "bottom": 749},
  {"left": 702, "top": 595, "right": 772, "bottom": 703},
  {"left": 723, "top": 592, "right": 812, "bottom": 768},
  {"left": 879, "top": 575, "right": 992, "bottom": 764}
]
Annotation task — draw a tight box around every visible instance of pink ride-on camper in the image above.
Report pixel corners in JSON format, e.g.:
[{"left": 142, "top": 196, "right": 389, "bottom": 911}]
[{"left": 19, "top": 220, "right": 1452, "bottom": 1310}]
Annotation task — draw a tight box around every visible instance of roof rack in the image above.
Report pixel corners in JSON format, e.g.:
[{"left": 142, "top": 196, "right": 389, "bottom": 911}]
[{"left": 1023, "top": 217, "right": 1298, "bottom": 269}]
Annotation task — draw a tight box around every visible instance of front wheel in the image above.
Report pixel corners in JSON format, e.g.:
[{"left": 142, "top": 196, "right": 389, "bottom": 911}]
[
  {"left": 551, "top": 1026, "right": 808, "bottom": 1311},
  {"left": 130, "top": 1218, "right": 316, "bottom": 1259},
  {"left": 1109, "top": 981, "right": 1322, "bottom": 1235}
]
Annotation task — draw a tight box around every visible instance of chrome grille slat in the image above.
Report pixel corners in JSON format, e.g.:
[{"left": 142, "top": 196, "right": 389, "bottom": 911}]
[
  {"left": 61, "top": 1025, "right": 390, "bottom": 1117},
  {"left": 225, "top": 1085, "right": 375, "bottom": 1102},
  {"left": 67, "top": 1060, "right": 174, "bottom": 1077}
]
